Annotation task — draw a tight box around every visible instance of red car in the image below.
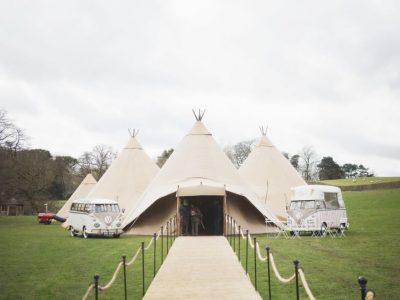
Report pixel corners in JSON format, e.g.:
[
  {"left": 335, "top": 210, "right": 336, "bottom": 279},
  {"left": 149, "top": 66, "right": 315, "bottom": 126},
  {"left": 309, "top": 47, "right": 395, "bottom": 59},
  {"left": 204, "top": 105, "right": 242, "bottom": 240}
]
[{"left": 37, "top": 212, "right": 55, "bottom": 224}]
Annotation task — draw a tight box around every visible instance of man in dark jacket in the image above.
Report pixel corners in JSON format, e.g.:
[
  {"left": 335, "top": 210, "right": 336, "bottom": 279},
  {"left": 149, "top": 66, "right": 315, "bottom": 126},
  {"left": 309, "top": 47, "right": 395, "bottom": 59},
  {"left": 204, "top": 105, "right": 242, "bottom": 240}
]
[{"left": 179, "top": 200, "right": 190, "bottom": 235}]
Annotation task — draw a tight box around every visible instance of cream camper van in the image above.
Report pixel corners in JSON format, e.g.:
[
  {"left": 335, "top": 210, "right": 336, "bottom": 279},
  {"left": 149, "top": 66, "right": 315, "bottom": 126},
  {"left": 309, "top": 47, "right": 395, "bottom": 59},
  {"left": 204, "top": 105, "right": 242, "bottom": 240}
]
[
  {"left": 287, "top": 185, "right": 348, "bottom": 235},
  {"left": 68, "top": 198, "right": 124, "bottom": 238}
]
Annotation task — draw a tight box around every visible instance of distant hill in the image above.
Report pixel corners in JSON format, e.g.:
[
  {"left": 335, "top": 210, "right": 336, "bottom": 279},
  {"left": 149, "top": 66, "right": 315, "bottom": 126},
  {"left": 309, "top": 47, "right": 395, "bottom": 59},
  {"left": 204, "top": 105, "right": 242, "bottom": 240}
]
[{"left": 319, "top": 177, "right": 400, "bottom": 191}]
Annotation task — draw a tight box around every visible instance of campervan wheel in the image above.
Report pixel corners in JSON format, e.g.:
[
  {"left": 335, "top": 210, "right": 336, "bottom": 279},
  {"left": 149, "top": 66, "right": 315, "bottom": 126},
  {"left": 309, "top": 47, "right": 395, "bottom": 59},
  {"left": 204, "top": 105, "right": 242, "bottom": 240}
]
[
  {"left": 83, "top": 227, "right": 90, "bottom": 239},
  {"left": 320, "top": 223, "right": 327, "bottom": 236},
  {"left": 70, "top": 226, "right": 76, "bottom": 237},
  {"left": 338, "top": 223, "right": 346, "bottom": 233}
]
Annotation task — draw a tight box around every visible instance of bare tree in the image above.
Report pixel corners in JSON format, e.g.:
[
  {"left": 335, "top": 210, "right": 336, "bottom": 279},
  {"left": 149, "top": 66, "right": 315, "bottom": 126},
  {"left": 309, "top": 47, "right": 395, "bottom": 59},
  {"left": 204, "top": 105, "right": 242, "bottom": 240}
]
[
  {"left": 0, "top": 108, "right": 28, "bottom": 153},
  {"left": 78, "top": 145, "right": 116, "bottom": 180},
  {"left": 156, "top": 148, "right": 174, "bottom": 167},
  {"left": 299, "top": 146, "right": 320, "bottom": 182},
  {"left": 224, "top": 139, "right": 255, "bottom": 168}
]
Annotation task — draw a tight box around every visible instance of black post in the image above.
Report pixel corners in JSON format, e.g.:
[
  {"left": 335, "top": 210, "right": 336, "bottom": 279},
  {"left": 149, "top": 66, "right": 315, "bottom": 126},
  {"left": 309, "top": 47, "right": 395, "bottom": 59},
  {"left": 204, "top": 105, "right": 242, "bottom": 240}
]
[
  {"left": 266, "top": 246, "right": 271, "bottom": 300},
  {"left": 94, "top": 274, "right": 99, "bottom": 300},
  {"left": 141, "top": 242, "right": 145, "bottom": 296},
  {"left": 166, "top": 220, "right": 169, "bottom": 254},
  {"left": 122, "top": 256, "right": 127, "bottom": 300},
  {"left": 233, "top": 220, "right": 236, "bottom": 252},
  {"left": 358, "top": 276, "right": 368, "bottom": 300},
  {"left": 225, "top": 214, "right": 227, "bottom": 237},
  {"left": 246, "top": 229, "right": 249, "bottom": 274},
  {"left": 161, "top": 226, "right": 164, "bottom": 263},
  {"left": 294, "top": 259, "right": 299, "bottom": 300},
  {"left": 173, "top": 216, "right": 176, "bottom": 240},
  {"left": 238, "top": 225, "right": 241, "bottom": 262},
  {"left": 254, "top": 237, "right": 257, "bottom": 291},
  {"left": 228, "top": 216, "right": 232, "bottom": 246},
  {"left": 153, "top": 233, "right": 157, "bottom": 278}
]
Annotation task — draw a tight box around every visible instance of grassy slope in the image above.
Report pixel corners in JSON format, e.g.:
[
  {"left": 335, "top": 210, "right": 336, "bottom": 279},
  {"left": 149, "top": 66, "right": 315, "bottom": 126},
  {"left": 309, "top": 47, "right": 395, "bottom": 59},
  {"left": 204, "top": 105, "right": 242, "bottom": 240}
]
[
  {"left": 234, "top": 189, "right": 400, "bottom": 299},
  {"left": 321, "top": 176, "right": 400, "bottom": 186},
  {"left": 1, "top": 189, "right": 399, "bottom": 299},
  {"left": 0, "top": 218, "right": 170, "bottom": 300}
]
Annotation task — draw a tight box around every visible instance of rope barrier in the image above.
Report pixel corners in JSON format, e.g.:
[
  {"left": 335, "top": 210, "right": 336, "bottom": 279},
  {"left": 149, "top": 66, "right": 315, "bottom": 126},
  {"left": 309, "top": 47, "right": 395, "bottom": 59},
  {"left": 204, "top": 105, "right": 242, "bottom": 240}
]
[
  {"left": 82, "top": 215, "right": 176, "bottom": 300},
  {"left": 299, "top": 269, "right": 316, "bottom": 300},
  {"left": 269, "top": 253, "right": 296, "bottom": 283},
  {"left": 227, "top": 214, "right": 316, "bottom": 300},
  {"left": 82, "top": 284, "right": 94, "bottom": 300}
]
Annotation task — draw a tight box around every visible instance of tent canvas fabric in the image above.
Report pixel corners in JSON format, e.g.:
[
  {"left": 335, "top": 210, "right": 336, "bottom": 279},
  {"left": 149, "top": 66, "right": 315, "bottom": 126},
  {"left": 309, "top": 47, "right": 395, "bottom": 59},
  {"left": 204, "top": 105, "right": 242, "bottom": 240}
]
[
  {"left": 123, "top": 121, "right": 279, "bottom": 235},
  {"left": 57, "top": 173, "right": 97, "bottom": 227},
  {"left": 85, "top": 135, "right": 159, "bottom": 214},
  {"left": 238, "top": 134, "right": 306, "bottom": 219}
]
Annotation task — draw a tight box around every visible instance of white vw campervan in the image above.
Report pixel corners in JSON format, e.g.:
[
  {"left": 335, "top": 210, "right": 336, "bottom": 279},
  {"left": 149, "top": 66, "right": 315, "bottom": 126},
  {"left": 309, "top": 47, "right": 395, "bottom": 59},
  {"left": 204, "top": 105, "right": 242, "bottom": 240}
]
[
  {"left": 68, "top": 198, "right": 124, "bottom": 238},
  {"left": 287, "top": 185, "right": 348, "bottom": 235}
]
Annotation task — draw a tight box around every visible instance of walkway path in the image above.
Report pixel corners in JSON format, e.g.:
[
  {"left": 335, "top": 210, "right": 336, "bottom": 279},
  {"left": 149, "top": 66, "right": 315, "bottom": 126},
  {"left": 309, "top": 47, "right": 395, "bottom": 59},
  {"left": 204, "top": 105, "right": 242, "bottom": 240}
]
[{"left": 144, "top": 236, "right": 261, "bottom": 300}]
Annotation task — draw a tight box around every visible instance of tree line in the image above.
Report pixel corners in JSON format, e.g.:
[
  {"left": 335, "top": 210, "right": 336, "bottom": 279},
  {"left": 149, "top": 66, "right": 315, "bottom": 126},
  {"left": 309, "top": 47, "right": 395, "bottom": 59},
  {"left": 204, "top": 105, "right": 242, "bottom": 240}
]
[
  {"left": 1, "top": 107, "right": 374, "bottom": 213},
  {"left": 223, "top": 140, "right": 374, "bottom": 181},
  {"left": 0, "top": 108, "right": 115, "bottom": 212}
]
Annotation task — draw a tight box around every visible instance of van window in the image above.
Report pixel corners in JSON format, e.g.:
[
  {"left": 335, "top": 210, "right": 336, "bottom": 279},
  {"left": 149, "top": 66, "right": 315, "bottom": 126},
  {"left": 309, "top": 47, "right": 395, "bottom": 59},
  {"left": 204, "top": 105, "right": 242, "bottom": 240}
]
[
  {"left": 324, "top": 192, "right": 340, "bottom": 209},
  {"left": 94, "top": 204, "right": 120, "bottom": 213},
  {"left": 290, "top": 201, "right": 301, "bottom": 210},
  {"left": 303, "top": 201, "right": 315, "bottom": 209}
]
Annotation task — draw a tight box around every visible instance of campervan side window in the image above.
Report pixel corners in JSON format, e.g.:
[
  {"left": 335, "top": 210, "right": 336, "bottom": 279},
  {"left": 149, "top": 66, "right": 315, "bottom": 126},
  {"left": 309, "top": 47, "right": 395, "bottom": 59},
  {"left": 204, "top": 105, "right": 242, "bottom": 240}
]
[
  {"left": 290, "top": 201, "right": 301, "bottom": 210},
  {"left": 303, "top": 200, "right": 315, "bottom": 209},
  {"left": 324, "top": 192, "right": 340, "bottom": 209}
]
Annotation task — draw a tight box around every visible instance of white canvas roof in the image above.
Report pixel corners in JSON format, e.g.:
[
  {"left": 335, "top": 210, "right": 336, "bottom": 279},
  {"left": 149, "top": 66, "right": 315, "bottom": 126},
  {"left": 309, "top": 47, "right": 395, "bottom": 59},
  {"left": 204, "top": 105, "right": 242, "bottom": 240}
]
[
  {"left": 123, "top": 120, "right": 279, "bottom": 231},
  {"left": 57, "top": 173, "right": 97, "bottom": 219},
  {"left": 238, "top": 133, "right": 306, "bottom": 219},
  {"left": 85, "top": 133, "right": 159, "bottom": 213}
]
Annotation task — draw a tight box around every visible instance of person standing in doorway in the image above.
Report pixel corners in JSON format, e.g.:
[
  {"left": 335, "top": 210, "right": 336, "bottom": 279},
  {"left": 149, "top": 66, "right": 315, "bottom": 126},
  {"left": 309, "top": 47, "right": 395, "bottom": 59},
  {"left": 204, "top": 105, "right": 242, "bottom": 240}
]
[
  {"left": 190, "top": 204, "right": 202, "bottom": 236},
  {"left": 179, "top": 199, "right": 190, "bottom": 235}
]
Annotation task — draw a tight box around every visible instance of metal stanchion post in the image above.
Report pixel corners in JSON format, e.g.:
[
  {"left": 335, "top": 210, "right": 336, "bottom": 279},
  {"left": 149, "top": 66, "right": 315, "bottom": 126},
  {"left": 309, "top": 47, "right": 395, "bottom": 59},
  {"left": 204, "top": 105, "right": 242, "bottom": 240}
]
[
  {"left": 94, "top": 274, "right": 99, "bottom": 300},
  {"left": 122, "top": 256, "right": 127, "bottom": 300},
  {"left": 166, "top": 221, "right": 169, "bottom": 254},
  {"left": 294, "top": 259, "right": 299, "bottom": 300},
  {"left": 246, "top": 230, "right": 249, "bottom": 274},
  {"left": 161, "top": 226, "right": 164, "bottom": 263},
  {"left": 358, "top": 276, "right": 368, "bottom": 300},
  {"left": 141, "top": 242, "right": 145, "bottom": 296},
  {"left": 266, "top": 247, "right": 271, "bottom": 300},
  {"left": 254, "top": 237, "right": 257, "bottom": 290},
  {"left": 153, "top": 233, "right": 156, "bottom": 278},
  {"left": 233, "top": 220, "right": 236, "bottom": 253},
  {"left": 238, "top": 225, "right": 241, "bottom": 261}
]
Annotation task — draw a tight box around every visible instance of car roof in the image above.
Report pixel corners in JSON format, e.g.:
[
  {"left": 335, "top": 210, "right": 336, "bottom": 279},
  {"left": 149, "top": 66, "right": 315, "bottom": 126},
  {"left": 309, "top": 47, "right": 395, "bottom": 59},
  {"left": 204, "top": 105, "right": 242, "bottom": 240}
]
[{"left": 72, "top": 198, "right": 118, "bottom": 205}]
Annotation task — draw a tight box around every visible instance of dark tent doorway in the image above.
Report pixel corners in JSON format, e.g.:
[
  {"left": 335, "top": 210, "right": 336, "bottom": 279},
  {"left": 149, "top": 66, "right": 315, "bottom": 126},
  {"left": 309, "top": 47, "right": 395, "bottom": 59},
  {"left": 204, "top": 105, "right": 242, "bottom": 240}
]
[{"left": 180, "top": 196, "right": 224, "bottom": 236}]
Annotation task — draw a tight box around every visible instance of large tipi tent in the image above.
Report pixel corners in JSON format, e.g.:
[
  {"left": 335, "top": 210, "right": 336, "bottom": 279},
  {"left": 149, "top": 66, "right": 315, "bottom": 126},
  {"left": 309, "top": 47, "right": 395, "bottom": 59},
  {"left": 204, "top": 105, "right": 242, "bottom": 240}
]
[
  {"left": 57, "top": 173, "right": 97, "bottom": 227},
  {"left": 123, "top": 113, "right": 279, "bottom": 235},
  {"left": 238, "top": 128, "right": 306, "bottom": 219},
  {"left": 85, "top": 130, "right": 159, "bottom": 214}
]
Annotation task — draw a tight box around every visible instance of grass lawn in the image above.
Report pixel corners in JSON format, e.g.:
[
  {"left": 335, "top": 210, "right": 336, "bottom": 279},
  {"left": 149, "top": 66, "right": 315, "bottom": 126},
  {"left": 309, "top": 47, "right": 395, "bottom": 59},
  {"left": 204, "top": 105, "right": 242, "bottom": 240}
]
[
  {"left": 1, "top": 189, "right": 399, "bottom": 299},
  {"left": 231, "top": 189, "right": 400, "bottom": 299},
  {"left": 321, "top": 176, "right": 400, "bottom": 186},
  {"left": 0, "top": 217, "right": 173, "bottom": 300}
]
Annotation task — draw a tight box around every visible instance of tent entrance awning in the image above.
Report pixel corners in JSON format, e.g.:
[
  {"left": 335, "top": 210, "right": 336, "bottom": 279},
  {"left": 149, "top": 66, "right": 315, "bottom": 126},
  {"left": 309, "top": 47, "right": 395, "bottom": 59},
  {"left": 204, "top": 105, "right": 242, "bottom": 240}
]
[{"left": 176, "top": 185, "right": 226, "bottom": 197}]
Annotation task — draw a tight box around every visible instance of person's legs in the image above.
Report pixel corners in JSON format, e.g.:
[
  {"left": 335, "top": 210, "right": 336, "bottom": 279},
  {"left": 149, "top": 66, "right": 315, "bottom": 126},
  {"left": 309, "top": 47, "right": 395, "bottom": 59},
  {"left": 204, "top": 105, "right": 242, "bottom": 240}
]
[
  {"left": 191, "top": 219, "right": 195, "bottom": 235},
  {"left": 194, "top": 220, "right": 199, "bottom": 236}
]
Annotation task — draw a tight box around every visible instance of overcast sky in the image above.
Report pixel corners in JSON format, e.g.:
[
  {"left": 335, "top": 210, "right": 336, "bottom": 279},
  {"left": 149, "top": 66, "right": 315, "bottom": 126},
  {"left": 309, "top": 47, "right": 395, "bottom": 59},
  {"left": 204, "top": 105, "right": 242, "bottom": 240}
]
[{"left": 1, "top": 1, "right": 399, "bottom": 175}]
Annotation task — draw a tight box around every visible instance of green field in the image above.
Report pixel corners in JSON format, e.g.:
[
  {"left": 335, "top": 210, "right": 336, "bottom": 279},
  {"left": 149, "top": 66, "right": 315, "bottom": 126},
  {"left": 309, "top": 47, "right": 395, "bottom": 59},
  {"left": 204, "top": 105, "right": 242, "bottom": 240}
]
[
  {"left": 321, "top": 176, "right": 400, "bottom": 187},
  {"left": 1, "top": 189, "right": 399, "bottom": 299}
]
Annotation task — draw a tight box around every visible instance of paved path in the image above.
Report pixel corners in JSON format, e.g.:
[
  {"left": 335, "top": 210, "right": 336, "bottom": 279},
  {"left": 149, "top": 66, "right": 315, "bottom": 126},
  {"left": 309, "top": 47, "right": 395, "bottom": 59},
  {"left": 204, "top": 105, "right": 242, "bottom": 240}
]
[{"left": 144, "top": 236, "right": 261, "bottom": 300}]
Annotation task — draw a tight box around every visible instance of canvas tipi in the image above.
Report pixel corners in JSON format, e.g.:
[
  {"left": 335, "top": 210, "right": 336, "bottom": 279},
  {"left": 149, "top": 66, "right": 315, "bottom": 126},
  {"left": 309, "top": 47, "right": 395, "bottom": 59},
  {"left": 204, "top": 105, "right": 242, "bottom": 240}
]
[
  {"left": 85, "top": 130, "right": 159, "bottom": 214},
  {"left": 238, "top": 128, "right": 306, "bottom": 219},
  {"left": 57, "top": 173, "right": 97, "bottom": 227},
  {"left": 123, "top": 112, "right": 279, "bottom": 235}
]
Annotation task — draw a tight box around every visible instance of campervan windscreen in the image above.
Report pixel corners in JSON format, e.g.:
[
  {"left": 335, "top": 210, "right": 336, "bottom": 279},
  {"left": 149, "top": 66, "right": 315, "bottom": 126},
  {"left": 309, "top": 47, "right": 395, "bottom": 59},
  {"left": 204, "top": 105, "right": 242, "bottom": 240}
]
[
  {"left": 94, "top": 204, "right": 120, "bottom": 213},
  {"left": 324, "top": 192, "right": 340, "bottom": 209}
]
